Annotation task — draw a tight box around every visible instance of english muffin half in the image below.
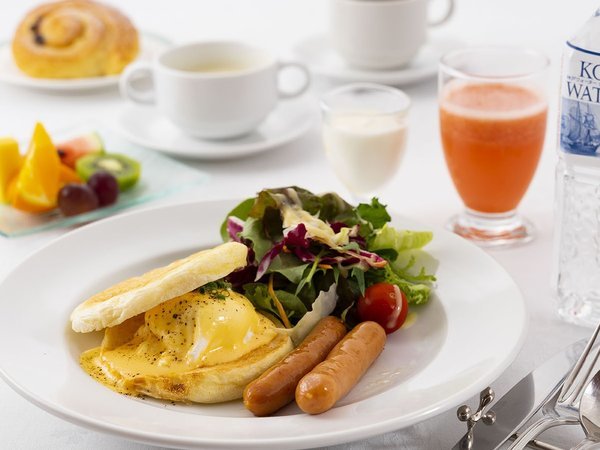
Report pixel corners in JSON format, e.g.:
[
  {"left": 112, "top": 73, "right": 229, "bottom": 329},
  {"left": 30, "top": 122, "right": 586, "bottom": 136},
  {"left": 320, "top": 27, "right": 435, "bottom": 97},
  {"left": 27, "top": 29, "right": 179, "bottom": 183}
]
[{"left": 71, "top": 241, "right": 248, "bottom": 333}]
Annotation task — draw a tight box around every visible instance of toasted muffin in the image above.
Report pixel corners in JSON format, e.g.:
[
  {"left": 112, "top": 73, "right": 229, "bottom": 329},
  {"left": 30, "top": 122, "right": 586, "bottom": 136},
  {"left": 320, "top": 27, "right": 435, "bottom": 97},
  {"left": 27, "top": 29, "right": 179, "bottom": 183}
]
[{"left": 71, "top": 242, "right": 248, "bottom": 333}]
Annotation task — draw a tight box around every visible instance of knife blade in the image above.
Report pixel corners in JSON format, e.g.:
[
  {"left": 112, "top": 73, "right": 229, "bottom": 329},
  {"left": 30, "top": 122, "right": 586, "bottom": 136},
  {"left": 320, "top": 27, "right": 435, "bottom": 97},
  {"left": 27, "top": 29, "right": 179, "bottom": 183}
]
[{"left": 452, "top": 339, "right": 586, "bottom": 450}]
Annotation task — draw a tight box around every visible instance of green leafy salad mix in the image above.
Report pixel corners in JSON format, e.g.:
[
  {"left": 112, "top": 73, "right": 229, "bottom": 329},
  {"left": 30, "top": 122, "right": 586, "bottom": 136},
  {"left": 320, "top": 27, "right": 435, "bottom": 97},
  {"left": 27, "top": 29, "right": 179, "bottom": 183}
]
[{"left": 220, "top": 187, "right": 437, "bottom": 328}]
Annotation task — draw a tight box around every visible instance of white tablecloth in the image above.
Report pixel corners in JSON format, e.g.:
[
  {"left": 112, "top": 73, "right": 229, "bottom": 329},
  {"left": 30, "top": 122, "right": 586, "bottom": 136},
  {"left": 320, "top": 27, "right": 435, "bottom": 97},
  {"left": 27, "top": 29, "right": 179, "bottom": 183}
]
[{"left": 1, "top": 0, "right": 598, "bottom": 448}]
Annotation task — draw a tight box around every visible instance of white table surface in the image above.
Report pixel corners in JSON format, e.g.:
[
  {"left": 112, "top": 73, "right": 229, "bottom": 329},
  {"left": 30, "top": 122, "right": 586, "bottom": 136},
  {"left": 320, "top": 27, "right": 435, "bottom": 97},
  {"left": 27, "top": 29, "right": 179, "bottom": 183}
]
[{"left": 1, "top": 0, "right": 599, "bottom": 448}]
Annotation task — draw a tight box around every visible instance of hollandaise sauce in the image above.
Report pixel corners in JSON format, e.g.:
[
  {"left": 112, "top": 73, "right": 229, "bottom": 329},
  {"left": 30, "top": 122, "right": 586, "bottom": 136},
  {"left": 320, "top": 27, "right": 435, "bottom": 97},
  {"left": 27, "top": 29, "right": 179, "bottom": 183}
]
[{"left": 80, "top": 290, "right": 277, "bottom": 396}]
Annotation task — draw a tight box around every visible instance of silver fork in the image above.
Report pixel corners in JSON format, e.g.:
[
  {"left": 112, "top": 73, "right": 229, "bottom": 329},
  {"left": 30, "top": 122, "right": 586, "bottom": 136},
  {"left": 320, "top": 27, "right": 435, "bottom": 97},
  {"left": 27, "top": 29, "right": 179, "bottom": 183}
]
[{"left": 508, "top": 324, "right": 600, "bottom": 450}]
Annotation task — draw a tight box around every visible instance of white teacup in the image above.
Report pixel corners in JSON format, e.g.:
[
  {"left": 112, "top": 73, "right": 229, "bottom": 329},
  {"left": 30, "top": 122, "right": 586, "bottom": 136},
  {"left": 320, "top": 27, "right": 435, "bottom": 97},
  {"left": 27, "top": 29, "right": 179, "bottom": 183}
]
[
  {"left": 330, "top": 0, "right": 455, "bottom": 70},
  {"left": 120, "top": 41, "right": 311, "bottom": 139}
]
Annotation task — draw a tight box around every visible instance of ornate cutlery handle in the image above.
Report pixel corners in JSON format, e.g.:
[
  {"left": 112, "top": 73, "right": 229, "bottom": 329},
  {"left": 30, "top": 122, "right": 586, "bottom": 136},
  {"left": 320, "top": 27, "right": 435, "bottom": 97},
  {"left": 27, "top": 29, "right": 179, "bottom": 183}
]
[{"left": 507, "top": 417, "right": 579, "bottom": 450}]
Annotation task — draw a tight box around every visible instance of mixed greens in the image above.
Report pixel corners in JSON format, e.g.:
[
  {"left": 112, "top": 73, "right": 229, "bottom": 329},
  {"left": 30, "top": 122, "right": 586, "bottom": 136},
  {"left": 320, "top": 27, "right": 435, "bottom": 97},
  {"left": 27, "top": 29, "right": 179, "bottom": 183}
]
[{"left": 220, "top": 187, "right": 437, "bottom": 327}]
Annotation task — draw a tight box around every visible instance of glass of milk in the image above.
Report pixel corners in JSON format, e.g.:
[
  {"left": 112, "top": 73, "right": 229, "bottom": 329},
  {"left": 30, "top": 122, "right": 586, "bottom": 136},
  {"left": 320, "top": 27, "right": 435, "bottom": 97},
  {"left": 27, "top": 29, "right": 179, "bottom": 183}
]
[{"left": 321, "top": 83, "right": 410, "bottom": 200}]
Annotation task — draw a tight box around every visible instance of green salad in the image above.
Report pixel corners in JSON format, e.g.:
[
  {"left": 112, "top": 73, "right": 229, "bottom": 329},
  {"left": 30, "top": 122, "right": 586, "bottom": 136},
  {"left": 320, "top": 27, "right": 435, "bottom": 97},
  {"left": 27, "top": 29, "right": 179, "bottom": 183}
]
[{"left": 220, "top": 186, "right": 437, "bottom": 333}]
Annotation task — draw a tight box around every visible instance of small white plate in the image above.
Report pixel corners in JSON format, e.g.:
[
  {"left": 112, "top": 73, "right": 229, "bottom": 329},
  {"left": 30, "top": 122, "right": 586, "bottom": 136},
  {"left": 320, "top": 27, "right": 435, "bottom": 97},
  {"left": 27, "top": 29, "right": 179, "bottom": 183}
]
[
  {"left": 293, "top": 33, "right": 463, "bottom": 85},
  {"left": 0, "top": 199, "right": 527, "bottom": 450},
  {"left": 0, "top": 33, "right": 170, "bottom": 92},
  {"left": 115, "top": 96, "right": 317, "bottom": 160}
]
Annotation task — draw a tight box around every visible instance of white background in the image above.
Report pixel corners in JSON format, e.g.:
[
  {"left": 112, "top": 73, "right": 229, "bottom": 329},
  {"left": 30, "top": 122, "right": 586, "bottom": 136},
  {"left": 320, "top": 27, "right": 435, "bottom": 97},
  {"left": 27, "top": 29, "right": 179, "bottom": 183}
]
[{"left": 0, "top": 0, "right": 599, "bottom": 448}]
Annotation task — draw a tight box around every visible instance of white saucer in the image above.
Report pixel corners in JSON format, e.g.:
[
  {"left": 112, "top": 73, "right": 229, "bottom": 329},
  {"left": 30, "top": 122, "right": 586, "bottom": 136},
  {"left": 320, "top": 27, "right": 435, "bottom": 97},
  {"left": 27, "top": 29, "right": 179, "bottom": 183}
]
[
  {"left": 292, "top": 33, "right": 463, "bottom": 85},
  {"left": 0, "top": 32, "right": 170, "bottom": 92},
  {"left": 115, "top": 96, "right": 317, "bottom": 160}
]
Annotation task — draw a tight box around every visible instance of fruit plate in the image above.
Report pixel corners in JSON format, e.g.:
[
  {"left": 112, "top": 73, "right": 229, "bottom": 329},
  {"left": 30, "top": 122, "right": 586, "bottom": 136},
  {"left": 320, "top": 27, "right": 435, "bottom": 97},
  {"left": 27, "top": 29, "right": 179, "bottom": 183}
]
[
  {"left": 0, "top": 199, "right": 527, "bottom": 449},
  {"left": 0, "top": 128, "right": 209, "bottom": 237}
]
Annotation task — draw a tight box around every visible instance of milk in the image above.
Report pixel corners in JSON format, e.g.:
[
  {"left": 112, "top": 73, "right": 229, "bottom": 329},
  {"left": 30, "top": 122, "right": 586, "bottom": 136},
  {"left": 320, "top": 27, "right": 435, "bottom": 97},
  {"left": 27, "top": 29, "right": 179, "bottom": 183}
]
[{"left": 323, "top": 113, "right": 407, "bottom": 195}]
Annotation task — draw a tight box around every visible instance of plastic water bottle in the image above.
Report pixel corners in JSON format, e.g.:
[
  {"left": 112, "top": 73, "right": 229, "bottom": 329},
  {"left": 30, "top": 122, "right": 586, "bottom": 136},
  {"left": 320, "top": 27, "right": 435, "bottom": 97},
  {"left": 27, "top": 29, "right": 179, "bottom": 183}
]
[{"left": 556, "top": 7, "right": 600, "bottom": 326}]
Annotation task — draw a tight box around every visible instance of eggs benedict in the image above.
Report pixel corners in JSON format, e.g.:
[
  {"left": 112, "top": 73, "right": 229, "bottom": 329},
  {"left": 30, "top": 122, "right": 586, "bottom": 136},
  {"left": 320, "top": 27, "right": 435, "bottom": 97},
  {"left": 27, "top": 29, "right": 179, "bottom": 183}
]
[{"left": 71, "top": 242, "right": 294, "bottom": 403}]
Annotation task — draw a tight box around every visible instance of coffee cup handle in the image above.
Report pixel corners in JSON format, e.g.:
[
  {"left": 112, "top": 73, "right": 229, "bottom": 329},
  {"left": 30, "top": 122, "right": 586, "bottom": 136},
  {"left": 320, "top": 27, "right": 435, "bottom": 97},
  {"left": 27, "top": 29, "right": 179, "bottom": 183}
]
[
  {"left": 277, "top": 62, "right": 311, "bottom": 99},
  {"left": 428, "top": 0, "right": 455, "bottom": 27},
  {"left": 120, "top": 62, "right": 155, "bottom": 105}
]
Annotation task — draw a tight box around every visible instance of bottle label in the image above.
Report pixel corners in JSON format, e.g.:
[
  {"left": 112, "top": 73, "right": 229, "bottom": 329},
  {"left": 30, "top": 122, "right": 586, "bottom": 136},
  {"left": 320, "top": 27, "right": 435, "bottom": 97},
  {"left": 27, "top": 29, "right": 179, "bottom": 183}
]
[{"left": 560, "top": 42, "right": 600, "bottom": 157}]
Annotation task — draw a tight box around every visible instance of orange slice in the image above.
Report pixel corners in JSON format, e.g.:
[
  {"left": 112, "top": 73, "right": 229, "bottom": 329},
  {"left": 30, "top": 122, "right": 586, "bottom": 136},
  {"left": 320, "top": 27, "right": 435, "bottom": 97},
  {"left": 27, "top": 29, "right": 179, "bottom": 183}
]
[
  {"left": 10, "top": 123, "right": 60, "bottom": 213},
  {"left": 0, "top": 137, "right": 21, "bottom": 203},
  {"left": 6, "top": 176, "right": 17, "bottom": 205}
]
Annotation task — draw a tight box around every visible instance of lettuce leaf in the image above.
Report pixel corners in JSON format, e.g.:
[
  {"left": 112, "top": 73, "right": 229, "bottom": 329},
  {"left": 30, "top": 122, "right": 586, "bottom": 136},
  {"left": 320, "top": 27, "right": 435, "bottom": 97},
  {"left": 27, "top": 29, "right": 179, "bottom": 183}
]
[
  {"left": 239, "top": 217, "right": 272, "bottom": 262},
  {"left": 392, "top": 250, "right": 439, "bottom": 283},
  {"left": 268, "top": 253, "right": 309, "bottom": 284},
  {"left": 370, "top": 224, "right": 437, "bottom": 281},
  {"left": 243, "top": 283, "right": 307, "bottom": 323},
  {"left": 356, "top": 198, "right": 391, "bottom": 230},
  {"left": 366, "top": 264, "right": 432, "bottom": 305},
  {"left": 370, "top": 224, "right": 433, "bottom": 251},
  {"left": 369, "top": 224, "right": 437, "bottom": 304},
  {"left": 220, "top": 198, "right": 254, "bottom": 242}
]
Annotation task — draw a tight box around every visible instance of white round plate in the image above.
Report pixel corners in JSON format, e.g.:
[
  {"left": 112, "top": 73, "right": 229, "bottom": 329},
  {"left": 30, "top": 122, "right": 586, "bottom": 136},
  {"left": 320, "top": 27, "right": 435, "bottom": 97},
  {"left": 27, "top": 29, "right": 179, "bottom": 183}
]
[
  {"left": 293, "top": 33, "right": 463, "bottom": 85},
  {"left": 0, "top": 33, "right": 170, "bottom": 92},
  {"left": 115, "top": 96, "right": 317, "bottom": 160},
  {"left": 0, "top": 199, "right": 526, "bottom": 450}
]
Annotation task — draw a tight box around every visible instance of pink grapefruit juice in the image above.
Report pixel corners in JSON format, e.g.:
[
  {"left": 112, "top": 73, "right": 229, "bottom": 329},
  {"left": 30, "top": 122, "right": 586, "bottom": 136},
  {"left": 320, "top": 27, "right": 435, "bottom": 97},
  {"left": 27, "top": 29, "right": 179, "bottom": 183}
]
[{"left": 440, "top": 82, "right": 547, "bottom": 213}]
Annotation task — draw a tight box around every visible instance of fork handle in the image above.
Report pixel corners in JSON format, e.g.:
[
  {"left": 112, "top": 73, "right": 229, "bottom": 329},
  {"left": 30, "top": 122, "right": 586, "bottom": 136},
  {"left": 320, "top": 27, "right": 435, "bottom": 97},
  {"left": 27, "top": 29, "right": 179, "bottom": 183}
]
[
  {"left": 507, "top": 417, "right": 579, "bottom": 450},
  {"left": 571, "top": 437, "right": 600, "bottom": 450}
]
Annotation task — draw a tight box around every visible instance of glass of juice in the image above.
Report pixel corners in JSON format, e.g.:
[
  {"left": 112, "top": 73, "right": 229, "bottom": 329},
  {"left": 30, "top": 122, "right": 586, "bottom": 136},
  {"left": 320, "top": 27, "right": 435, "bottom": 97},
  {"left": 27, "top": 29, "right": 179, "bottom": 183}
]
[
  {"left": 321, "top": 83, "right": 410, "bottom": 201},
  {"left": 439, "top": 47, "right": 549, "bottom": 247}
]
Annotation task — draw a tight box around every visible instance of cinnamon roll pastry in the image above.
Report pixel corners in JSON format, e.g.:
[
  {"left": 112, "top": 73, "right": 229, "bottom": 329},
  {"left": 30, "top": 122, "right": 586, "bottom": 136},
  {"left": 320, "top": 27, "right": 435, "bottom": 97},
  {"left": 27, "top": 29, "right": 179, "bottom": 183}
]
[{"left": 12, "top": 0, "right": 139, "bottom": 78}]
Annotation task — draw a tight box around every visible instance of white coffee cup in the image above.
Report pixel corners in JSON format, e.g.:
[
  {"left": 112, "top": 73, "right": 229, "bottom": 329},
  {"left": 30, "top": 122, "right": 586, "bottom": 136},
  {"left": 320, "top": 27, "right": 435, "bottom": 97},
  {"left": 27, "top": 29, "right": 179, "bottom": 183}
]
[
  {"left": 120, "top": 41, "right": 311, "bottom": 139},
  {"left": 330, "top": 0, "right": 455, "bottom": 70}
]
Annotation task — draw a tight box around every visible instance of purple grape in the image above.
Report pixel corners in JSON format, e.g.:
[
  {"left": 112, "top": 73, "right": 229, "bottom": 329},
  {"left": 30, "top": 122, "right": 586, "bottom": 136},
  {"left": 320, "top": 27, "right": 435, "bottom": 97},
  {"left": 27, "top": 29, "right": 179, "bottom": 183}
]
[
  {"left": 87, "top": 171, "right": 119, "bottom": 207},
  {"left": 58, "top": 183, "right": 99, "bottom": 217}
]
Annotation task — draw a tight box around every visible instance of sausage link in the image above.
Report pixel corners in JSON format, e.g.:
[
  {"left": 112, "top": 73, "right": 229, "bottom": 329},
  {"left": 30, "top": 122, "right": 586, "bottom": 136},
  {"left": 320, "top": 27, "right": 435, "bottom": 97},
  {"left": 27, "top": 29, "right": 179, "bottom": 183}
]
[
  {"left": 295, "top": 321, "right": 386, "bottom": 415},
  {"left": 243, "top": 316, "right": 347, "bottom": 416}
]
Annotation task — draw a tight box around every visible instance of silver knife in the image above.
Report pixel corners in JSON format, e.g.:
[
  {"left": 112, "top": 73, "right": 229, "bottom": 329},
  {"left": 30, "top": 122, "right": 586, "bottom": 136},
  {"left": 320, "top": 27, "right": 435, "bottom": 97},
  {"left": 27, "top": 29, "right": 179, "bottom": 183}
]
[{"left": 452, "top": 339, "right": 586, "bottom": 450}]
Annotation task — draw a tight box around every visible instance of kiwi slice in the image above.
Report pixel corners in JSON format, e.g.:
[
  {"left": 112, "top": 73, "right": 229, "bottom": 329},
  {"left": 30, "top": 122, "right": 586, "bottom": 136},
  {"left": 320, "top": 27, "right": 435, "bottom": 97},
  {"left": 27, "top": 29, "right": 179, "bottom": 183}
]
[{"left": 76, "top": 153, "right": 141, "bottom": 191}]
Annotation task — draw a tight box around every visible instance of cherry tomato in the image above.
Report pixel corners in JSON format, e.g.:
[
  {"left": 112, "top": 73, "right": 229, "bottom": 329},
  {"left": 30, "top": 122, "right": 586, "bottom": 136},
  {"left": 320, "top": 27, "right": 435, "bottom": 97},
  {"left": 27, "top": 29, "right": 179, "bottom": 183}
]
[{"left": 357, "top": 282, "right": 408, "bottom": 334}]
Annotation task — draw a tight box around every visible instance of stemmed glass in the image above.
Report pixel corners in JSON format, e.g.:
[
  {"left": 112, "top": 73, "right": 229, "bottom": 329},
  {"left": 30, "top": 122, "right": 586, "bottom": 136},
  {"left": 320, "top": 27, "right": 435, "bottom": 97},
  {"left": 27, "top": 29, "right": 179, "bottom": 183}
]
[
  {"left": 320, "top": 83, "right": 410, "bottom": 203},
  {"left": 439, "top": 47, "right": 549, "bottom": 247}
]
